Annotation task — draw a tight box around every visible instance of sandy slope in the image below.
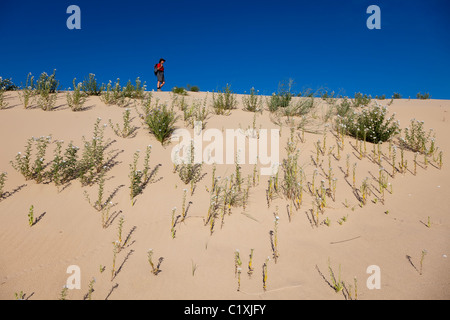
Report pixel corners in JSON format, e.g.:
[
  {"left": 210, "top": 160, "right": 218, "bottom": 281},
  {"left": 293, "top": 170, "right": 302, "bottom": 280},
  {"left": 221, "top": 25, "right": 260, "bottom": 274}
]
[{"left": 0, "top": 91, "right": 449, "bottom": 300}]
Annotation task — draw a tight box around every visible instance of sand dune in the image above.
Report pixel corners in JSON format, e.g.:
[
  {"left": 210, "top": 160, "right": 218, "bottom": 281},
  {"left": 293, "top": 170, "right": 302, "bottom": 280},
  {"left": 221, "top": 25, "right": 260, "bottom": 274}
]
[{"left": 0, "top": 91, "right": 449, "bottom": 300}]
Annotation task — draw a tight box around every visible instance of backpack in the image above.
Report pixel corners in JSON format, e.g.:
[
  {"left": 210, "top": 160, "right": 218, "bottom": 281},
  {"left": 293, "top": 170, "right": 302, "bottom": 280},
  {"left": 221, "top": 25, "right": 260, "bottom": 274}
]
[{"left": 154, "top": 64, "right": 158, "bottom": 76}]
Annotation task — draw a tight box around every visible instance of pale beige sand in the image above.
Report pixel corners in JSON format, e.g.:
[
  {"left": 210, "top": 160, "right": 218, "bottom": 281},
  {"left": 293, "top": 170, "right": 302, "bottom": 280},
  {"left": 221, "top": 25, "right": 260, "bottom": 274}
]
[{"left": 0, "top": 91, "right": 449, "bottom": 300}]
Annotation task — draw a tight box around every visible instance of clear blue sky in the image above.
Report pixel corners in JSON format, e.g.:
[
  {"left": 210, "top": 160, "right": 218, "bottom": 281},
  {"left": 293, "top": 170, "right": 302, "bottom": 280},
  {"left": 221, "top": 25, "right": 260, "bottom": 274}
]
[{"left": 1, "top": 0, "right": 449, "bottom": 98}]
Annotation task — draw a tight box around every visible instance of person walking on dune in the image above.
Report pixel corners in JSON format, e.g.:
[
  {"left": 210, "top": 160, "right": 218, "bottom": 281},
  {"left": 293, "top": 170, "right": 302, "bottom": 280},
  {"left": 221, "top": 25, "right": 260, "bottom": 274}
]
[{"left": 154, "top": 58, "right": 165, "bottom": 91}]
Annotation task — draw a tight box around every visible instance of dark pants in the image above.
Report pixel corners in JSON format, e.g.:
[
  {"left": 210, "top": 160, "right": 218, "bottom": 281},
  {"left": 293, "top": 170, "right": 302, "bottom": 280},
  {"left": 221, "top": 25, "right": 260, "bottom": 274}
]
[{"left": 157, "top": 71, "right": 165, "bottom": 83}]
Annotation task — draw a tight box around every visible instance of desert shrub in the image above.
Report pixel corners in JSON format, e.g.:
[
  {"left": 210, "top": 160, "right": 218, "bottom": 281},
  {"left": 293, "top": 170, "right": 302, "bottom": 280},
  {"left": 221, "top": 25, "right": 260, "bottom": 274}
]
[
  {"left": 172, "top": 86, "right": 188, "bottom": 95},
  {"left": 337, "top": 104, "right": 400, "bottom": 143},
  {"left": 0, "top": 88, "right": 8, "bottom": 109},
  {"left": 399, "top": 119, "right": 435, "bottom": 154},
  {"left": 66, "top": 78, "right": 87, "bottom": 111},
  {"left": 184, "top": 96, "right": 209, "bottom": 129},
  {"left": 81, "top": 73, "right": 103, "bottom": 96},
  {"left": 36, "top": 70, "right": 59, "bottom": 94},
  {"left": 266, "top": 92, "right": 292, "bottom": 112},
  {"left": 35, "top": 71, "right": 59, "bottom": 111},
  {"left": 174, "top": 140, "right": 203, "bottom": 192},
  {"left": 285, "top": 96, "right": 315, "bottom": 117},
  {"left": 145, "top": 104, "right": 179, "bottom": 144},
  {"left": 212, "top": 84, "right": 237, "bottom": 115},
  {"left": 122, "top": 77, "right": 146, "bottom": 99},
  {"left": 100, "top": 79, "right": 127, "bottom": 107},
  {"left": 416, "top": 92, "right": 431, "bottom": 100},
  {"left": 266, "top": 79, "right": 298, "bottom": 112},
  {"left": 392, "top": 92, "right": 402, "bottom": 99},
  {"left": 17, "top": 73, "right": 36, "bottom": 109},
  {"left": 242, "top": 87, "right": 263, "bottom": 112},
  {"left": 187, "top": 84, "right": 199, "bottom": 92},
  {"left": 10, "top": 136, "right": 52, "bottom": 183},
  {"left": 78, "top": 118, "right": 111, "bottom": 186},
  {"left": 109, "top": 108, "right": 137, "bottom": 138},
  {"left": 335, "top": 97, "right": 353, "bottom": 117},
  {"left": 0, "top": 77, "right": 17, "bottom": 91},
  {"left": 353, "top": 92, "right": 371, "bottom": 108}
]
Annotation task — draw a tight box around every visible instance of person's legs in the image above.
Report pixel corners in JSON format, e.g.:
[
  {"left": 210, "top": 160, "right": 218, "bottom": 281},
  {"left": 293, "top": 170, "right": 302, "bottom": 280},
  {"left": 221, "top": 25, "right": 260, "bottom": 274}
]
[{"left": 157, "top": 73, "right": 165, "bottom": 90}]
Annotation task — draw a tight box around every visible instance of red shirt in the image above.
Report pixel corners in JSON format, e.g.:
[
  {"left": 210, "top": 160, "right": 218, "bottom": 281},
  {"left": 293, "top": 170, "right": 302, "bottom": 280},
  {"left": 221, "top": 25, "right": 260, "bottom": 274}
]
[{"left": 157, "top": 63, "right": 164, "bottom": 72}]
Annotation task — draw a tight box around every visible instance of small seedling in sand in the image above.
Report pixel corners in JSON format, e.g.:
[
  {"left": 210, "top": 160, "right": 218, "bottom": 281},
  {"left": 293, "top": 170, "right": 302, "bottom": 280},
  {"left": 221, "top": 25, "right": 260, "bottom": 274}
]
[
  {"left": 438, "top": 151, "right": 443, "bottom": 169},
  {"left": 59, "top": 285, "right": 69, "bottom": 300},
  {"left": 328, "top": 259, "right": 344, "bottom": 293},
  {"left": 388, "top": 139, "right": 393, "bottom": 159},
  {"left": 181, "top": 188, "right": 188, "bottom": 221},
  {"left": 117, "top": 216, "right": 124, "bottom": 247},
  {"left": 271, "top": 216, "right": 280, "bottom": 263},
  {"left": 414, "top": 152, "right": 418, "bottom": 175},
  {"left": 336, "top": 141, "right": 342, "bottom": 160},
  {"left": 419, "top": 250, "right": 427, "bottom": 275},
  {"left": 426, "top": 216, "right": 431, "bottom": 228},
  {"left": 360, "top": 178, "right": 369, "bottom": 206},
  {"left": 312, "top": 200, "right": 320, "bottom": 228},
  {"left": 86, "top": 278, "right": 96, "bottom": 300},
  {"left": 234, "top": 249, "right": 242, "bottom": 277},
  {"left": 378, "top": 167, "right": 388, "bottom": 203},
  {"left": 347, "top": 277, "right": 358, "bottom": 301},
  {"left": 111, "top": 241, "right": 120, "bottom": 281},
  {"left": 324, "top": 217, "right": 331, "bottom": 227},
  {"left": 359, "top": 139, "right": 364, "bottom": 159},
  {"left": 315, "top": 140, "right": 321, "bottom": 165},
  {"left": 262, "top": 257, "right": 269, "bottom": 291},
  {"left": 147, "top": 249, "right": 163, "bottom": 275},
  {"left": 331, "top": 178, "right": 337, "bottom": 201},
  {"left": 399, "top": 147, "right": 406, "bottom": 174},
  {"left": 392, "top": 146, "right": 397, "bottom": 177},
  {"left": 352, "top": 163, "right": 357, "bottom": 189},
  {"left": 99, "top": 265, "right": 105, "bottom": 273},
  {"left": 109, "top": 108, "right": 137, "bottom": 138},
  {"left": 319, "top": 180, "right": 327, "bottom": 210},
  {"left": 84, "top": 168, "right": 108, "bottom": 211},
  {"left": 170, "top": 207, "right": 178, "bottom": 239},
  {"left": 0, "top": 172, "right": 6, "bottom": 199},
  {"left": 248, "top": 249, "right": 255, "bottom": 277},
  {"left": 338, "top": 215, "right": 348, "bottom": 225},
  {"left": 237, "top": 267, "right": 242, "bottom": 291},
  {"left": 377, "top": 142, "right": 382, "bottom": 165},
  {"left": 311, "top": 169, "right": 318, "bottom": 196},
  {"left": 28, "top": 205, "right": 34, "bottom": 227},
  {"left": 345, "top": 154, "right": 350, "bottom": 178},
  {"left": 14, "top": 291, "right": 25, "bottom": 300}
]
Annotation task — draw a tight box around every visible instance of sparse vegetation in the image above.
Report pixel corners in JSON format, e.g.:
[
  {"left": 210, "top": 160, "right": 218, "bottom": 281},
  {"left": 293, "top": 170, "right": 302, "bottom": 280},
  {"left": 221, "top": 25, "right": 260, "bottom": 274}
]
[
  {"left": 145, "top": 104, "right": 179, "bottom": 144},
  {"left": 212, "top": 84, "right": 237, "bottom": 115}
]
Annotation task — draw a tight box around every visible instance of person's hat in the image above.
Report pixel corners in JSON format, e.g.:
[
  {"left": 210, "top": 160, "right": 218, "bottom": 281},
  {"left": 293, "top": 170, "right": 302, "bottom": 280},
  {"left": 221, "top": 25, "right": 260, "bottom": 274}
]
[{"left": 159, "top": 58, "right": 166, "bottom": 62}]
